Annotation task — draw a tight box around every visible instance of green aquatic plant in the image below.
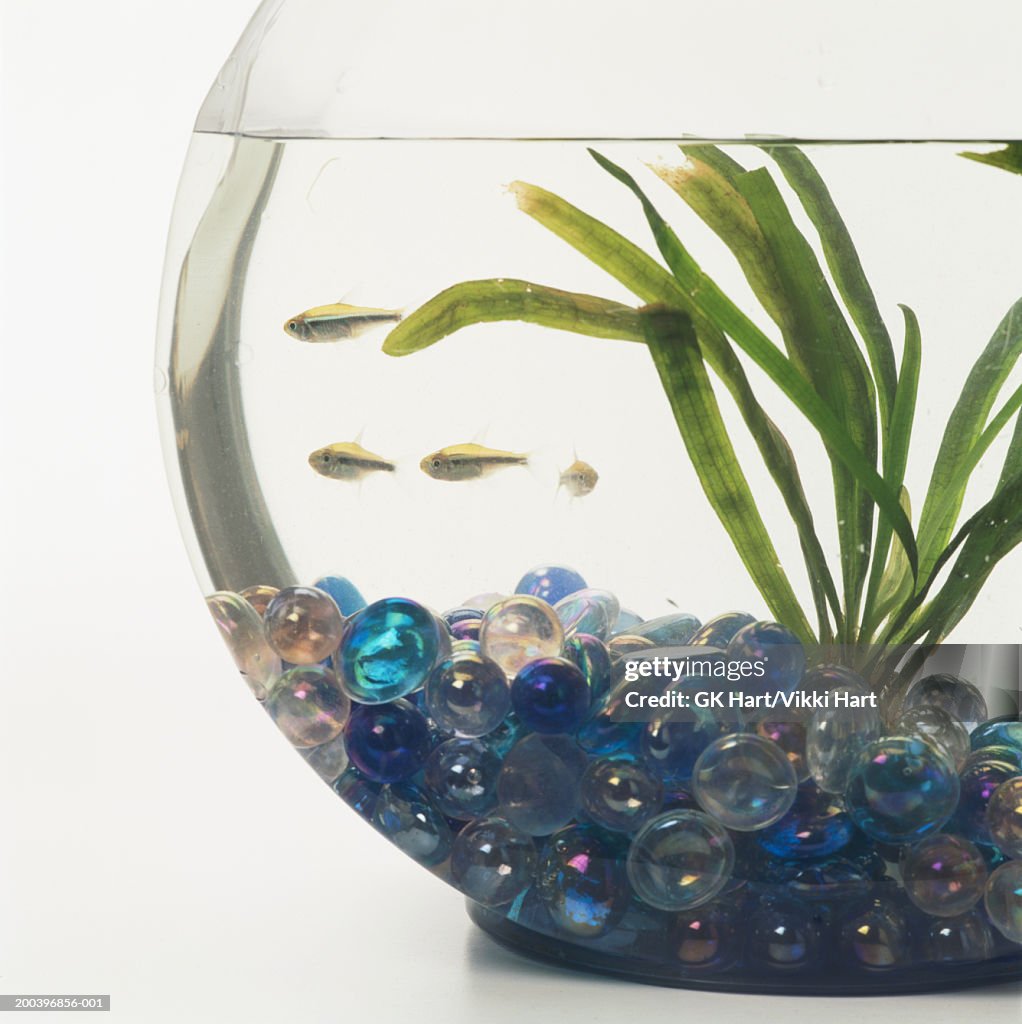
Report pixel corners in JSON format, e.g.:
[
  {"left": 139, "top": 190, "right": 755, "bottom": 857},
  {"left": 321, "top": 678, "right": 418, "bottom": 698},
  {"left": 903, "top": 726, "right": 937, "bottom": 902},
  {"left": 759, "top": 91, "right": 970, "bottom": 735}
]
[{"left": 382, "top": 145, "right": 1022, "bottom": 675}]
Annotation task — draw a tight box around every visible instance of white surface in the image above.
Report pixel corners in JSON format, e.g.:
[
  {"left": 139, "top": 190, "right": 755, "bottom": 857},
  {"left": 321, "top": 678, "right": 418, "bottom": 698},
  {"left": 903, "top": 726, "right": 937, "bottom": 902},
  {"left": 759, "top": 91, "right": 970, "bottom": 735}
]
[{"left": 1, "top": 3, "right": 1020, "bottom": 1022}]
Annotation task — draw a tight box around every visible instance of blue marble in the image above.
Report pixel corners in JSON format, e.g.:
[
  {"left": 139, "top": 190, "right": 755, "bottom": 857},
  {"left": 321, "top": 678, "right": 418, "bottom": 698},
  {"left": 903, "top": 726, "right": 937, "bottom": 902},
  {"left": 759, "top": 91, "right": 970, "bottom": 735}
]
[
  {"left": 514, "top": 565, "right": 587, "bottom": 605},
  {"left": 554, "top": 589, "right": 619, "bottom": 640},
  {"left": 689, "top": 612, "right": 755, "bottom": 648},
  {"left": 611, "top": 608, "right": 645, "bottom": 634},
  {"left": 372, "top": 783, "right": 452, "bottom": 867},
  {"left": 423, "top": 737, "right": 503, "bottom": 820},
  {"left": 331, "top": 765, "right": 382, "bottom": 820},
  {"left": 536, "top": 824, "right": 630, "bottom": 939},
  {"left": 511, "top": 657, "right": 591, "bottom": 734},
  {"left": 497, "top": 733, "right": 587, "bottom": 836},
  {"left": 448, "top": 617, "right": 482, "bottom": 642},
  {"left": 450, "top": 815, "right": 537, "bottom": 907},
  {"left": 424, "top": 653, "right": 510, "bottom": 738},
  {"left": 843, "top": 736, "right": 959, "bottom": 843},
  {"left": 442, "top": 606, "right": 485, "bottom": 629},
  {"left": 312, "top": 574, "right": 367, "bottom": 615},
  {"left": 580, "top": 756, "right": 663, "bottom": 833},
  {"left": 970, "top": 717, "right": 1022, "bottom": 754},
  {"left": 951, "top": 755, "right": 1019, "bottom": 846},
  {"left": 756, "top": 783, "right": 854, "bottom": 860},
  {"left": 565, "top": 634, "right": 613, "bottom": 702},
  {"left": 577, "top": 685, "right": 643, "bottom": 757},
  {"left": 343, "top": 699, "right": 432, "bottom": 783},
  {"left": 627, "top": 612, "right": 702, "bottom": 646},
  {"left": 337, "top": 598, "right": 447, "bottom": 704},
  {"left": 726, "top": 621, "right": 806, "bottom": 698}
]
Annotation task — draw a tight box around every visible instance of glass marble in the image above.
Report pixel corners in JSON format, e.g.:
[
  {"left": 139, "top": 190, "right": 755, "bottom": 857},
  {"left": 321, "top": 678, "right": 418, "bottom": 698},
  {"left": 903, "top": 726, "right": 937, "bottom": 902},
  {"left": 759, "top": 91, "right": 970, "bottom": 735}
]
[
  {"left": 536, "top": 824, "right": 629, "bottom": 938},
  {"left": 332, "top": 765, "right": 382, "bottom": 820},
  {"left": 450, "top": 815, "right": 537, "bottom": 907},
  {"left": 612, "top": 608, "right": 644, "bottom": 634},
  {"left": 343, "top": 699, "right": 431, "bottom": 783},
  {"left": 926, "top": 910, "right": 995, "bottom": 963},
  {"left": 372, "top": 783, "right": 453, "bottom": 867},
  {"left": 953, "top": 756, "right": 1019, "bottom": 846},
  {"left": 903, "top": 673, "right": 988, "bottom": 733},
  {"left": 424, "top": 737, "right": 502, "bottom": 820},
  {"left": 480, "top": 596, "right": 564, "bottom": 678},
  {"left": 337, "top": 597, "right": 447, "bottom": 704},
  {"left": 806, "top": 681, "right": 881, "bottom": 793},
  {"left": 264, "top": 585, "right": 345, "bottom": 665},
  {"left": 580, "top": 757, "right": 663, "bottom": 833},
  {"left": 986, "top": 775, "right": 1022, "bottom": 858},
  {"left": 424, "top": 654, "right": 510, "bottom": 737},
  {"left": 641, "top": 694, "right": 738, "bottom": 784},
  {"left": 497, "top": 733, "right": 587, "bottom": 835},
  {"left": 844, "top": 736, "right": 959, "bottom": 843},
  {"left": 301, "top": 729, "right": 349, "bottom": 781},
  {"left": 747, "top": 901, "right": 822, "bottom": 972},
  {"left": 565, "top": 634, "right": 613, "bottom": 702},
  {"left": 486, "top": 713, "right": 524, "bottom": 757},
  {"left": 901, "top": 834, "right": 988, "bottom": 916},
  {"left": 756, "top": 784, "right": 854, "bottom": 860},
  {"left": 892, "top": 705, "right": 970, "bottom": 770},
  {"left": 448, "top": 617, "right": 482, "bottom": 642},
  {"left": 971, "top": 717, "right": 1022, "bottom": 754},
  {"left": 627, "top": 612, "right": 701, "bottom": 646},
  {"left": 755, "top": 718, "right": 810, "bottom": 781},
  {"left": 312, "top": 574, "right": 367, "bottom": 615},
  {"left": 450, "top": 638, "right": 482, "bottom": 659},
  {"left": 626, "top": 810, "right": 735, "bottom": 911},
  {"left": 443, "top": 606, "right": 484, "bottom": 626},
  {"left": 266, "top": 665, "right": 351, "bottom": 748},
  {"left": 607, "top": 634, "right": 657, "bottom": 658},
  {"left": 576, "top": 686, "right": 642, "bottom": 758},
  {"left": 672, "top": 900, "right": 739, "bottom": 971},
  {"left": 963, "top": 745, "right": 1022, "bottom": 771},
  {"left": 239, "top": 583, "right": 278, "bottom": 616},
  {"left": 553, "top": 590, "right": 613, "bottom": 640},
  {"left": 726, "top": 621, "right": 806, "bottom": 698},
  {"left": 839, "top": 898, "right": 909, "bottom": 970},
  {"left": 511, "top": 657, "right": 591, "bottom": 734},
  {"left": 689, "top": 612, "right": 755, "bottom": 648},
  {"left": 984, "top": 859, "right": 1022, "bottom": 943},
  {"left": 206, "top": 590, "right": 281, "bottom": 700},
  {"left": 787, "top": 858, "right": 872, "bottom": 902},
  {"left": 692, "top": 734, "right": 798, "bottom": 831},
  {"left": 514, "top": 565, "right": 587, "bottom": 605}
]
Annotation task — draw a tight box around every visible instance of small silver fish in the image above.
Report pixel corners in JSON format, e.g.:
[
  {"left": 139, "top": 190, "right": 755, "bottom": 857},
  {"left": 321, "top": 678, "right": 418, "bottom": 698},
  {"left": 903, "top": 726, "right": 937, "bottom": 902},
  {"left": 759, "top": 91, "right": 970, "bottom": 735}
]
[
  {"left": 420, "top": 443, "right": 528, "bottom": 481},
  {"left": 284, "top": 302, "right": 402, "bottom": 342},
  {"left": 309, "top": 441, "right": 396, "bottom": 480},
  {"left": 559, "top": 458, "right": 599, "bottom": 497}
]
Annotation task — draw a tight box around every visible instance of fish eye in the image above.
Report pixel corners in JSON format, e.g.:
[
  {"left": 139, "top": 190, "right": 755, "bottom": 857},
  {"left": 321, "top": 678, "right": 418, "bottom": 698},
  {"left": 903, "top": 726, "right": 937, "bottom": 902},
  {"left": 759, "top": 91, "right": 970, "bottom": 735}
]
[
  {"left": 288, "top": 321, "right": 297, "bottom": 331},
  {"left": 321, "top": 453, "right": 331, "bottom": 462},
  {"left": 432, "top": 459, "right": 442, "bottom": 469}
]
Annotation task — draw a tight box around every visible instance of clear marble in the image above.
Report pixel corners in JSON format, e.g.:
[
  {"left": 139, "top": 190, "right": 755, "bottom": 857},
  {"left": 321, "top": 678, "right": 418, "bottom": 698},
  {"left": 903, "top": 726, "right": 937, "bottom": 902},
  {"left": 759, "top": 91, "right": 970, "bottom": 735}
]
[
  {"left": 926, "top": 910, "right": 995, "bottom": 963},
  {"left": 806, "top": 680, "right": 881, "bottom": 793},
  {"left": 450, "top": 816, "right": 536, "bottom": 907},
  {"left": 986, "top": 775, "right": 1022, "bottom": 859},
  {"left": 206, "top": 591, "right": 281, "bottom": 699},
  {"left": 264, "top": 585, "right": 345, "bottom": 665},
  {"left": 901, "top": 834, "right": 988, "bottom": 916},
  {"left": 514, "top": 565, "right": 587, "bottom": 605},
  {"left": 373, "top": 783, "right": 453, "bottom": 867},
  {"left": 984, "top": 859, "right": 1022, "bottom": 943},
  {"left": 580, "top": 756, "right": 663, "bottom": 833},
  {"left": 496, "top": 733, "right": 586, "bottom": 835},
  {"left": 424, "top": 654, "right": 510, "bottom": 737},
  {"left": 903, "top": 673, "right": 988, "bottom": 733},
  {"left": 480, "top": 596, "right": 564, "bottom": 678},
  {"left": 266, "top": 665, "right": 350, "bottom": 747},
  {"left": 239, "top": 584, "right": 278, "bottom": 616},
  {"left": 726, "top": 621, "right": 806, "bottom": 698},
  {"left": 424, "top": 737, "right": 503, "bottom": 820},
  {"left": 954, "top": 756, "right": 1019, "bottom": 846},
  {"left": 892, "top": 705, "right": 970, "bottom": 770}
]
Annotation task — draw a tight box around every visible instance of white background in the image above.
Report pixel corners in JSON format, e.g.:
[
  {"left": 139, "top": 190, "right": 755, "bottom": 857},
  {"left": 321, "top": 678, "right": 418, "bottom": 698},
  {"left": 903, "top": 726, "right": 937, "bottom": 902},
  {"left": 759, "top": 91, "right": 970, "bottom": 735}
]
[{"left": 2, "top": 2, "right": 1021, "bottom": 1022}]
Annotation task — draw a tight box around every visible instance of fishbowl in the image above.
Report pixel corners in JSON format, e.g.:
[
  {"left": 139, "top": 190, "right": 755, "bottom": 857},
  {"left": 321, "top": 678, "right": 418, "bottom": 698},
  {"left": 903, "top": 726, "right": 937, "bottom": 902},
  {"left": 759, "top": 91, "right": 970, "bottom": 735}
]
[{"left": 156, "top": 0, "right": 1022, "bottom": 994}]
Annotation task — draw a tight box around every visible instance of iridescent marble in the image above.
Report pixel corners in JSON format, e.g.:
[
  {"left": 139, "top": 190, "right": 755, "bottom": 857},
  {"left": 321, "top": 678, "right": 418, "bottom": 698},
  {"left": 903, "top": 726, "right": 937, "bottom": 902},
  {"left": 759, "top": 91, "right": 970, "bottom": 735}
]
[
  {"left": 300, "top": 729, "right": 348, "bottom": 781},
  {"left": 554, "top": 590, "right": 614, "bottom": 640},
  {"left": 627, "top": 612, "right": 701, "bottom": 646},
  {"left": 497, "top": 733, "right": 587, "bottom": 835},
  {"left": 747, "top": 900, "right": 822, "bottom": 972},
  {"left": 206, "top": 591, "right": 281, "bottom": 700},
  {"left": 788, "top": 858, "right": 872, "bottom": 902},
  {"left": 612, "top": 608, "right": 645, "bottom": 634},
  {"left": 692, "top": 734, "right": 798, "bottom": 831},
  {"left": 536, "top": 824, "right": 629, "bottom": 938},
  {"left": 806, "top": 680, "right": 881, "bottom": 793},
  {"left": 844, "top": 736, "right": 959, "bottom": 843},
  {"left": 332, "top": 765, "right": 381, "bottom": 820},
  {"left": 373, "top": 783, "right": 452, "bottom": 867},
  {"left": 514, "top": 565, "right": 587, "bottom": 605},
  {"left": 266, "top": 665, "right": 350, "bottom": 748},
  {"left": 892, "top": 705, "right": 970, "bottom": 770},
  {"left": 984, "top": 859, "right": 1022, "bottom": 943},
  {"left": 626, "top": 810, "right": 735, "bottom": 911},
  {"left": 580, "top": 757, "right": 663, "bottom": 833},
  {"left": 903, "top": 673, "right": 988, "bottom": 733},
  {"left": 672, "top": 900, "right": 739, "bottom": 971},
  {"left": 756, "top": 719, "right": 810, "bottom": 781},
  {"left": 607, "top": 634, "right": 657, "bottom": 658},
  {"left": 480, "top": 596, "right": 564, "bottom": 678},
  {"left": 343, "top": 699, "right": 431, "bottom": 783},
  {"left": 901, "top": 834, "right": 988, "bottom": 916},
  {"left": 448, "top": 617, "right": 482, "bottom": 642},
  {"left": 565, "top": 634, "right": 613, "bottom": 702},
  {"left": 641, "top": 692, "right": 740, "bottom": 784},
  {"left": 839, "top": 898, "right": 909, "bottom": 969},
  {"left": 756, "top": 783, "right": 854, "bottom": 859},
  {"left": 337, "top": 598, "right": 447, "bottom": 704},
  {"left": 953, "top": 756, "right": 1019, "bottom": 846},
  {"left": 726, "top": 621, "right": 806, "bottom": 699},
  {"left": 239, "top": 584, "right": 278, "bottom": 616},
  {"left": 689, "top": 612, "right": 755, "bottom": 648},
  {"left": 964, "top": 745, "right": 1022, "bottom": 771},
  {"left": 450, "top": 638, "right": 482, "bottom": 659},
  {"left": 424, "top": 654, "right": 510, "bottom": 737},
  {"left": 986, "top": 775, "right": 1022, "bottom": 859},
  {"left": 971, "top": 717, "right": 1022, "bottom": 754},
  {"left": 450, "top": 815, "right": 537, "bottom": 906},
  {"left": 511, "top": 657, "right": 591, "bottom": 734},
  {"left": 424, "top": 737, "right": 502, "bottom": 820},
  {"left": 264, "top": 585, "right": 345, "bottom": 665},
  {"left": 443, "top": 606, "right": 484, "bottom": 626},
  {"left": 312, "top": 574, "right": 367, "bottom": 615},
  {"left": 926, "top": 910, "right": 995, "bottom": 963}
]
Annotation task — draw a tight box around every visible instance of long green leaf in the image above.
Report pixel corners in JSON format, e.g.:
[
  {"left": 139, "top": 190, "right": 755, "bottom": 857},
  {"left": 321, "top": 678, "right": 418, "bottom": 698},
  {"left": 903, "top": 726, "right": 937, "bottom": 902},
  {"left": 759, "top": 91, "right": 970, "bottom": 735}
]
[
  {"left": 916, "top": 296, "right": 1022, "bottom": 578},
  {"left": 382, "top": 279, "right": 645, "bottom": 355},
  {"left": 679, "top": 144, "right": 747, "bottom": 185},
  {"left": 865, "top": 486, "right": 914, "bottom": 636},
  {"left": 997, "top": 410, "right": 1022, "bottom": 491},
  {"left": 762, "top": 145, "right": 898, "bottom": 433},
  {"left": 643, "top": 308, "right": 813, "bottom": 641},
  {"left": 544, "top": 163, "right": 915, "bottom": 580},
  {"left": 960, "top": 143, "right": 1022, "bottom": 176}
]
